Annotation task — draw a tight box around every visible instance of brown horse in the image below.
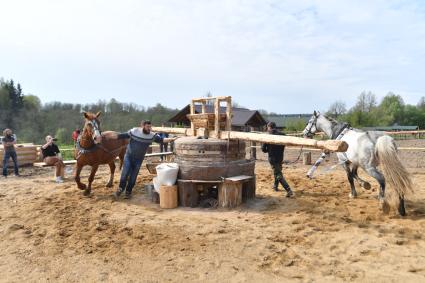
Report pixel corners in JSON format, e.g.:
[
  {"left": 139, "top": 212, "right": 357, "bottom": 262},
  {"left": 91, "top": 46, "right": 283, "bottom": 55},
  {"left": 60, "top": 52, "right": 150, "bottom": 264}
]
[{"left": 75, "top": 112, "right": 127, "bottom": 196}]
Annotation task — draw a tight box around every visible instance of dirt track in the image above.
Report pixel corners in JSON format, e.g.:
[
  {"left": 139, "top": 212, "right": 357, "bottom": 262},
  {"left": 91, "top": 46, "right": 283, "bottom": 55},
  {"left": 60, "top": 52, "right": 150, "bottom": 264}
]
[{"left": 0, "top": 162, "right": 424, "bottom": 282}]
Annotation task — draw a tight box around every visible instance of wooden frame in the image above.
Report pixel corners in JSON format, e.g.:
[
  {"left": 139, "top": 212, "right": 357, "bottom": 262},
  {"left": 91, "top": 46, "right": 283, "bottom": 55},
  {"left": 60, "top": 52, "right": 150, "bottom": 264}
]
[{"left": 188, "top": 96, "right": 233, "bottom": 138}]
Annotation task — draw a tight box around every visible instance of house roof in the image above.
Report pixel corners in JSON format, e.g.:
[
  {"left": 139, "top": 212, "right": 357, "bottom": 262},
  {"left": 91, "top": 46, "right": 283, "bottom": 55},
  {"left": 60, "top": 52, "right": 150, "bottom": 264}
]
[
  {"left": 168, "top": 104, "right": 267, "bottom": 127},
  {"left": 265, "top": 114, "right": 312, "bottom": 128}
]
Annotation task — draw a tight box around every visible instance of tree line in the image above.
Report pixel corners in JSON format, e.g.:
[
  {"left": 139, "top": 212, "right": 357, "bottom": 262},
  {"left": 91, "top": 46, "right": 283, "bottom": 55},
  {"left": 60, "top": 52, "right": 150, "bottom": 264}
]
[
  {"left": 327, "top": 91, "right": 425, "bottom": 129},
  {"left": 1, "top": 78, "right": 424, "bottom": 143},
  {"left": 0, "top": 78, "right": 179, "bottom": 144}
]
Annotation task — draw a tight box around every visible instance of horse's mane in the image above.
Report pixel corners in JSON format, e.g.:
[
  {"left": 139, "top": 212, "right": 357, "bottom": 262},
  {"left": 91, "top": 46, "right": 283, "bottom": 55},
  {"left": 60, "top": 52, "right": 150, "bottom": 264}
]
[{"left": 322, "top": 115, "right": 339, "bottom": 126}]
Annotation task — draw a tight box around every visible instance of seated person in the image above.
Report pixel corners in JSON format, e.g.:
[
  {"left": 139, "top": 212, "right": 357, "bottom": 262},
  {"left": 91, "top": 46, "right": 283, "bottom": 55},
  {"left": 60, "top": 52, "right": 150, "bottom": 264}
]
[{"left": 41, "top": 135, "right": 65, "bottom": 183}]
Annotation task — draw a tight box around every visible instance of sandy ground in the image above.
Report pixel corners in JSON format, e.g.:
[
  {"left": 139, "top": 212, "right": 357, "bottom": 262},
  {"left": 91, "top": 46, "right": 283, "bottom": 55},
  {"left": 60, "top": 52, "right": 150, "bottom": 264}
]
[{"left": 0, "top": 162, "right": 424, "bottom": 283}]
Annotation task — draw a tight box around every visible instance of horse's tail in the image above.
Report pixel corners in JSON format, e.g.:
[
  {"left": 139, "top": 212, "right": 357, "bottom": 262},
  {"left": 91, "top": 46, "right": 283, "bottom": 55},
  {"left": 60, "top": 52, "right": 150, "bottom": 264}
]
[{"left": 375, "top": 135, "right": 413, "bottom": 207}]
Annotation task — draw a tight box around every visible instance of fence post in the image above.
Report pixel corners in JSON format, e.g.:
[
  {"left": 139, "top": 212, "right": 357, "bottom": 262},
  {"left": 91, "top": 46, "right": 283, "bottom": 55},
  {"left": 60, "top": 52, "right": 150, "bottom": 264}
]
[{"left": 250, "top": 126, "right": 256, "bottom": 160}]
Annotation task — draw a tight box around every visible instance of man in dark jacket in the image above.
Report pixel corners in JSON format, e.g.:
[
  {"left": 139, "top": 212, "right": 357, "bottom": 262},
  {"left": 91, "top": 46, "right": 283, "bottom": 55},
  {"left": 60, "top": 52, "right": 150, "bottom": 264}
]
[
  {"left": 112, "top": 120, "right": 176, "bottom": 199},
  {"left": 2, "top": 128, "right": 19, "bottom": 177},
  {"left": 262, "top": 122, "right": 294, "bottom": 197}
]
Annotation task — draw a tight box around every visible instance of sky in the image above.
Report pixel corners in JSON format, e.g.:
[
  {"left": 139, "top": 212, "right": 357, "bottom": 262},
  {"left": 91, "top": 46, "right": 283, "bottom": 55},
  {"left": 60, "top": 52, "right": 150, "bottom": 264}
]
[{"left": 1, "top": 0, "right": 425, "bottom": 113}]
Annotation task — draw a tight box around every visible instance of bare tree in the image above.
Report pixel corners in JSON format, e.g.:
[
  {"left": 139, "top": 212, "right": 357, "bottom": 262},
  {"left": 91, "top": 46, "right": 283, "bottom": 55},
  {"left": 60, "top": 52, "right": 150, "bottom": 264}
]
[
  {"left": 355, "top": 91, "right": 377, "bottom": 112},
  {"left": 327, "top": 101, "right": 347, "bottom": 118}
]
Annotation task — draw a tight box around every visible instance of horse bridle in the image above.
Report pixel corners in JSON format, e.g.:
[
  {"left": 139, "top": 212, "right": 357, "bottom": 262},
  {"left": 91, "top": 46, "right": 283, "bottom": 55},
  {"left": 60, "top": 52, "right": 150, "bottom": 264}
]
[
  {"left": 304, "top": 116, "right": 318, "bottom": 138},
  {"left": 86, "top": 119, "right": 101, "bottom": 138}
]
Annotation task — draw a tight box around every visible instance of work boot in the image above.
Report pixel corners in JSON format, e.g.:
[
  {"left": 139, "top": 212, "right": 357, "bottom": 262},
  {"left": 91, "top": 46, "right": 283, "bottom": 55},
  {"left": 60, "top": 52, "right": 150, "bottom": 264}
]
[
  {"left": 113, "top": 188, "right": 124, "bottom": 199},
  {"left": 124, "top": 192, "right": 132, "bottom": 199},
  {"left": 273, "top": 180, "right": 279, "bottom": 192},
  {"left": 285, "top": 188, "right": 294, "bottom": 198}
]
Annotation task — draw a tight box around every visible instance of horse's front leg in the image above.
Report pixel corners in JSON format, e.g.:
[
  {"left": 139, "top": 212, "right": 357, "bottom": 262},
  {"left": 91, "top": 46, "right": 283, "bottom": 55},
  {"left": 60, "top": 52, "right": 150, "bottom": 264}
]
[
  {"left": 75, "top": 164, "right": 86, "bottom": 190},
  {"left": 106, "top": 161, "right": 116, "bottom": 188},
  {"left": 343, "top": 162, "right": 357, "bottom": 198},
  {"left": 84, "top": 165, "right": 99, "bottom": 196}
]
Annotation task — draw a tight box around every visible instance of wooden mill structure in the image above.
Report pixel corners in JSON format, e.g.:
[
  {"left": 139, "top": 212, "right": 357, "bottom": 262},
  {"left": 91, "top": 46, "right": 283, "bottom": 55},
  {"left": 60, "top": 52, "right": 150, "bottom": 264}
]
[
  {"left": 153, "top": 96, "right": 348, "bottom": 209},
  {"left": 153, "top": 96, "right": 348, "bottom": 152}
]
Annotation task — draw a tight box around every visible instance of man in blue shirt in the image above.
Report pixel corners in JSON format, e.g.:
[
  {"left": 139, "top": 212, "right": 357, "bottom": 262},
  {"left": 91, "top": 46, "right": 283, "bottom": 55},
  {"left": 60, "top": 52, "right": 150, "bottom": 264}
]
[{"left": 112, "top": 120, "right": 176, "bottom": 199}]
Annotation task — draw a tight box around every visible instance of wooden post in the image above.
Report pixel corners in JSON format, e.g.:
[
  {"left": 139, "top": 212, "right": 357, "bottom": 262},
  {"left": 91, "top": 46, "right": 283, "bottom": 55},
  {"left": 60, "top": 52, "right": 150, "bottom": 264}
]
[
  {"left": 190, "top": 100, "right": 196, "bottom": 136},
  {"left": 177, "top": 180, "right": 200, "bottom": 207},
  {"left": 201, "top": 101, "right": 206, "bottom": 114},
  {"left": 218, "top": 180, "right": 243, "bottom": 208},
  {"left": 214, "top": 98, "right": 220, "bottom": 138},
  {"left": 160, "top": 185, "right": 178, "bottom": 209},
  {"left": 226, "top": 97, "right": 232, "bottom": 132},
  {"left": 250, "top": 127, "right": 256, "bottom": 160},
  {"left": 303, "top": 152, "right": 312, "bottom": 165},
  {"left": 242, "top": 176, "right": 256, "bottom": 201}
]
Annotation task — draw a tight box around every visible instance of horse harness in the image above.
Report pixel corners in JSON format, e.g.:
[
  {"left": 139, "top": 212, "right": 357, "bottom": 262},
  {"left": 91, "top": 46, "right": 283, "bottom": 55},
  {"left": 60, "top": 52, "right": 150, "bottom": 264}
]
[{"left": 75, "top": 135, "right": 127, "bottom": 160}]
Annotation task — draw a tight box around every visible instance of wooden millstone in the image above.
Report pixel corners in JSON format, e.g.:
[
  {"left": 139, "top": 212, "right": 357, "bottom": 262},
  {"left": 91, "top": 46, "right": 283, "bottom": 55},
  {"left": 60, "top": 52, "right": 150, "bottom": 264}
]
[{"left": 174, "top": 137, "right": 255, "bottom": 181}]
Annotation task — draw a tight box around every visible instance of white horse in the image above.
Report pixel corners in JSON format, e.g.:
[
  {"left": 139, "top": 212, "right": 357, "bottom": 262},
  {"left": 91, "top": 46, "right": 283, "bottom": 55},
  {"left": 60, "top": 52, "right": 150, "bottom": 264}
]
[{"left": 303, "top": 111, "right": 413, "bottom": 216}]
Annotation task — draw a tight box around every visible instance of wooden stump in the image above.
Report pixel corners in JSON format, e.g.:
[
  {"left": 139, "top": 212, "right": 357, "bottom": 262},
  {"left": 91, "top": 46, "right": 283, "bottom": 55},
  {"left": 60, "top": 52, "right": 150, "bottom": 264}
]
[
  {"left": 303, "top": 152, "right": 312, "bottom": 165},
  {"left": 242, "top": 176, "right": 256, "bottom": 201},
  {"left": 177, "top": 180, "right": 200, "bottom": 207},
  {"left": 160, "top": 185, "right": 178, "bottom": 209},
  {"left": 218, "top": 180, "right": 242, "bottom": 208}
]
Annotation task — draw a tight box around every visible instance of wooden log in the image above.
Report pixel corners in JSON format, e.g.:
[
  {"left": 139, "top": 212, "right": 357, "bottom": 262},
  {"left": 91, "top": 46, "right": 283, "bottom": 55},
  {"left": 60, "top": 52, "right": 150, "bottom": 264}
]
[
  {"left": 218, "top": 179, "right": 243, "bottom": 208},
  {"left": 220, "top": 131, "right": 348, "bottom": 152},
  {"left": 151, "top": 127, "right": 348, "bottom": 152},
  {"left": 303, "top": 152, "right": 312, "bottom": 165},
  {"left": 159, "top": 185, "right": 178, "bottom": 209},
  {"left": 152, "top": 127, "right": 189, "bottom": 136},
  {"left": 177, "top": 180, "right": 200, "bottom": 207}
]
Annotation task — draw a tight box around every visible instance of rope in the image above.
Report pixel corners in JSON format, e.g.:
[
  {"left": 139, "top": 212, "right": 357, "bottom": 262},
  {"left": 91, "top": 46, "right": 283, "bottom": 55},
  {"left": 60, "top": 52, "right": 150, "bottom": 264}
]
[{"left": 284, "top": 146, "right": 304, "bottom": 165}]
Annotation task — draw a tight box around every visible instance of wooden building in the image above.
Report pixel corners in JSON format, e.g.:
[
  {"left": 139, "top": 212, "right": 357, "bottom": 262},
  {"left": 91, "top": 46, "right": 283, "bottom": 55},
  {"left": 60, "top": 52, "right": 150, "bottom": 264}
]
[{"left": 168, "top": 104, "right": 267, "bottom": 132}]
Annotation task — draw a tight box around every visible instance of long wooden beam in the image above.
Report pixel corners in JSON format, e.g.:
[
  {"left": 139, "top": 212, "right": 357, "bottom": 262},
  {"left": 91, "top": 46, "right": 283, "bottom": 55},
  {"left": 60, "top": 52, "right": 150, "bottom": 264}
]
[
  {"left": 152, "top": 127, "right": 348, "bottom": 152},
  {"left": 220, "top": 131, "right": 348, "bottom": 152}
]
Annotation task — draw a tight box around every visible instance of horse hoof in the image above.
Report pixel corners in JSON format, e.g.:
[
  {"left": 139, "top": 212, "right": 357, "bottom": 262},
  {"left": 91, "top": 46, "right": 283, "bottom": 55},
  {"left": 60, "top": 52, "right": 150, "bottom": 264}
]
[
  {"left": 77, "top": 184, "right": 87, "bottom": 190},
  {"left": 349, "top": 193, "right": 357, "bottom": 199},
  {"left": 106, "top": 182, "right": 113, "bottom": 188},
  {"left": 83, "top": 189, "right": 91, "bottom": 196},
  {"left": 361, "top": 182, "right": 371, "bottom": 190}
]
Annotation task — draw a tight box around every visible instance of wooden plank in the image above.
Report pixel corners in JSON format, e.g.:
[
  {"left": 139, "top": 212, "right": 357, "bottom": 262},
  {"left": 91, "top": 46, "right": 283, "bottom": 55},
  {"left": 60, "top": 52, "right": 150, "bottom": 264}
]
[
  {"left": 177, "top": 179, "right": 222, "bottom": 184},
  {"left": 224, "top": 175, "right": 253, "bottom": 182},
  {"left": 33, "top": 160, "right": 77, "bottom": 167},
  {"left": 192, "top": 96, "right": 230, "bottom": 103}
]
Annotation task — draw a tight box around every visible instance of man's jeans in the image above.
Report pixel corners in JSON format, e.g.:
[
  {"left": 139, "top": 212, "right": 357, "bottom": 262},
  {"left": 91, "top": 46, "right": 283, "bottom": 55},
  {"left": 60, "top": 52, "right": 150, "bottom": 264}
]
[
  {"left": 3, "top": 151, "right": 19, "bottom": 176},
  {"left": 119, "top": 154, "right": 143, "bottom": 194}
]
